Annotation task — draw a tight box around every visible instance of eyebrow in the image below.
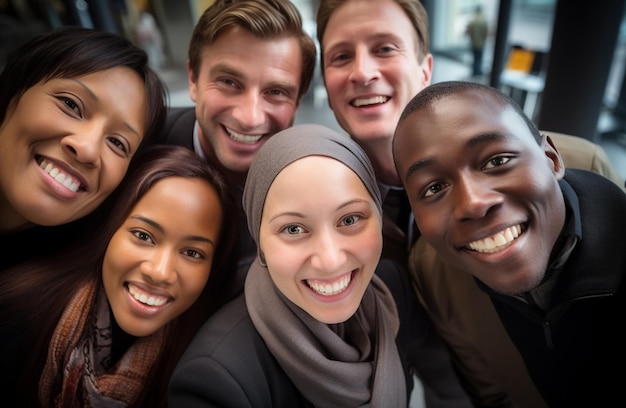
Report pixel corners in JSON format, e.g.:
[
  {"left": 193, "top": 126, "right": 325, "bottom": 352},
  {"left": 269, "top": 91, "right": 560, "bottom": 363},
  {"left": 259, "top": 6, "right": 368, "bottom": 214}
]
[
  {"left": 209, "top": 62, "right": 243, "bottom": 79},
  {"left": 69, "top": 78, "right": 142, "bottom": 141},
  {"left": 404, "top": 132, "right": 506, "bottom": 182},
  {"left": 130, "top": 215, "right": 215, "bottom": 246},
  {"left": 268, "top": 198, "right": 371, "bottom": 223}
]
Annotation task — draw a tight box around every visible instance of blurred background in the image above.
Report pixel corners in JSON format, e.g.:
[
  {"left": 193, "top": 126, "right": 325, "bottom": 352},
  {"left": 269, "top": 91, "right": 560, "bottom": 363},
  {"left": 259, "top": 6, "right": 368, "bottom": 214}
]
[{"left": 2, "top": 0, "right": 625, "bottom": 178}]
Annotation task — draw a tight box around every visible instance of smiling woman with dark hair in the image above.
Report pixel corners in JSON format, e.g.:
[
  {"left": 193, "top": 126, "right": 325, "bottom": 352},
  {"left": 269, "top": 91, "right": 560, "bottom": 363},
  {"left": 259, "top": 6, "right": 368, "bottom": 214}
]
[{"left": 0, "top": 26, "right": 167, "bottom": 269}]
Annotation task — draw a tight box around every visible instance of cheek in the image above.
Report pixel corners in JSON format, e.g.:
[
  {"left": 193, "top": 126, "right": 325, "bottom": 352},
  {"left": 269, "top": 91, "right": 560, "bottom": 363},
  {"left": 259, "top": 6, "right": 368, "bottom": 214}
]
[
  {"left": 323, "top": 70, "right": 345, "bottom": 99},
  {"left": 414, "top": 210, "right": 445, "bottom": 242},
  {"left": 100, "top": 160, "right": 130, "bottom": 194},
  {"left": 102, "top": 235, "right": 128, "bottom": 279},
  {"left": 180, "top": 270, "right": 210, "bottom": 308},
  {"left": 262, "top": 239, "right": 305, "bottom": 292},
  {"left": 271, "top": 105, "right": 297, "bottom": 127},
  {"left": 350, "top": 226, "right": 383, "bottom": 271}
]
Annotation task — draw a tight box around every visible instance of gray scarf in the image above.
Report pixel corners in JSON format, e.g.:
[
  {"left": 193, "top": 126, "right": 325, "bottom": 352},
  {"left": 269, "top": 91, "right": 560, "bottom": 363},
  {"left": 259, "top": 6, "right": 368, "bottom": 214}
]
[{"left": 242, "top": 124, "right": 406, "bottom": 407}]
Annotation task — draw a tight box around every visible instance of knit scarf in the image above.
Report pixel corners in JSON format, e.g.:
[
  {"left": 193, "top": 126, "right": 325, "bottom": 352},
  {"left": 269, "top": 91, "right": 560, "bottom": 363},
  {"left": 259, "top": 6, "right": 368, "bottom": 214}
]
[
  {"left": 38, "top": 281, "right": 168, "bottom": 407},
  {"left": 245, "top": 258, "right": 406, "bottom": 408}
]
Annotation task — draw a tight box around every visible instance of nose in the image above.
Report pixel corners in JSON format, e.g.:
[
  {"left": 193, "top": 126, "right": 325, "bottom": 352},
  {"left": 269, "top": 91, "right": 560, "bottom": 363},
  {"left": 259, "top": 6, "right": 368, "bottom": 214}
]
[
  {"left": 140, "top": 247, "right": 177, "bottom": 285},
  {"left": 62, "top": 123, "right": 103, "bottom": 167},
  {"left": 309, "top": 228, "right": 347, "bottom": 272},
  {"left": 349, "top": 47, "right": 378, "bottom": 85},
  {"left": 231, "top": 91, "right": 265, "bottom": 130},
  {"left": 453, "top": 173, "right": 503, "bottom": 221}
]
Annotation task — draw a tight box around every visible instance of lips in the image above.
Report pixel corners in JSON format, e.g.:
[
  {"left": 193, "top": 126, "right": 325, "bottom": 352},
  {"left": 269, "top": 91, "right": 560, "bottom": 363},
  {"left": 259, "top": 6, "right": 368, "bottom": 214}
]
[
  {"left": 128, "top": 283, "right": 170, "bottom": 307},
  {"left": 351, "top": 95, "right": 389, "bottom": 107},
  {"left": 224, "top": 126, "right": 265, "bottom": 144},
  {"left": 305, "top": 271, "right": 354, "bottom": 296},
  {"left": 38, "top": 157, "right": 85, "bottom": 192},
  {"left": 466, "top": 224, "right": 523, "bottom": 253}
]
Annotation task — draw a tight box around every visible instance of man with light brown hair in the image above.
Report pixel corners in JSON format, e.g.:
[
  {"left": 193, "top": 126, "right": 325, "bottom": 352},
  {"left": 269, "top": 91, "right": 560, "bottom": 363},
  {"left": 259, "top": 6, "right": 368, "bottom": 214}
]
[{"left": 160, "top": 0, "right": 317, "bottom": 289}]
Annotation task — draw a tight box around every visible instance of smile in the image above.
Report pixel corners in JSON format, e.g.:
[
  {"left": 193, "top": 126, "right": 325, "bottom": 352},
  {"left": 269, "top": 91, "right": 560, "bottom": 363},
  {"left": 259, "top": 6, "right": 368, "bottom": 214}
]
[
  {"left": 39, "top": 158, "right": 82, "bottom": 192},
  {"left": 352, "top": 95, "right": 389, "bottom": 107},
  {"left": 128, "top": 284, "right": 169, "bottom": 306},
  {"left": 467, "top": 224, "right": 523, "bottom": 253},
  {"left": 225, "top": 127, "right": 264, "bottom": 144},
  {"left": 306, "top": 271, "right": 353, "bottom": 296}
]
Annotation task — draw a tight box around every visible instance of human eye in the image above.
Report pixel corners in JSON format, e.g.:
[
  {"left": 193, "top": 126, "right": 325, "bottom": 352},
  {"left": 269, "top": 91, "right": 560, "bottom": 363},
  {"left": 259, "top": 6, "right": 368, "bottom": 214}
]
[
  {"left": 106, "top": 136, "right": 130, "bottom": 156},
  {"left": 132, "top": 229, "right": 154, "bottom": 244},
  {"left": 327, "top": 50, "right": 352, "bottom": 65},
  {"left": 218, "top": 77, "right": 239, "bottom": 88},
  {"left": 423, "top": 181, "right": 447, "bottom": 198},
  {"left": 281, "top": 224, "right": 305, "bottom": 236},
  {"left": 57, "top": 96, "right": 82, "bottom": 117},
  {"left": 339, "top": 214, "right": 362, "bottom": 227},
  {"left": 334, "top": 52, "right": 350, "bottom": 61},
  {"left": 483, "top": 155, "right": 512, "bottom": 170},
  {"left": 182, "top": 248, "right": 205, "bottom": 259},
  {"left": 375, "top": 44, "right": 396, "bottom": 54},
  {"left": 268, "top": 88, "right": 287, "bottom": 97}
]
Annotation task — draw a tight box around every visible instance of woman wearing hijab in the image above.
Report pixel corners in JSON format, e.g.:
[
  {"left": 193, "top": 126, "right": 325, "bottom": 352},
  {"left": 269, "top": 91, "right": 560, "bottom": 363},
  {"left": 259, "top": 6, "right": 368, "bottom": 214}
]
[{"left": 168, "top": 124, "right": 468, "bottom": 408}]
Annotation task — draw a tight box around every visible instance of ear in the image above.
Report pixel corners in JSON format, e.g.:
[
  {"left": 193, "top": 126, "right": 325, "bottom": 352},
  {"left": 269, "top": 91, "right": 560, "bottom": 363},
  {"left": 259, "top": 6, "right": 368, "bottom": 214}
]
[
  {"left": 258, "top": 251, "right": 267, "bottom": 267},
  {"left": 543, "top": 134, "right": 565, "bottom": 180},
  {"left": 420, "top": 53, "right": 434, "bottom": 87},
  {"left": 186, "top": 59, "right": 198, "bottom": 103}
]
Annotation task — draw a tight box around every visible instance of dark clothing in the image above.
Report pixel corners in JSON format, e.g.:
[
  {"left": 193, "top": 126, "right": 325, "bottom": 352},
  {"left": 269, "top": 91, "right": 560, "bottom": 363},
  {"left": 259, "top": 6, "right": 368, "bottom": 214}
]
[
  {"left": 379, "top": 188, "right": 472, "bottom": 407},
  {"left": 471, "top": 47, "right": 484, "bottom": 77},
  {"left": 158, "top": 107, "right": 255, "bottom": 294},
  {"left": 157, "top": 106, "right": 196, "bottom": 149},
  {"left": 380, "top": 185, "right": 419, "bottom": 271},
  {"left": 0, "top": 219, "right": 91, "bottom": 402},
  {"left": 169, "top": 259, "right": 471, "bottom": 408},
  {"left": 481, "top": 169, "right": 626, "bottom": 407}
]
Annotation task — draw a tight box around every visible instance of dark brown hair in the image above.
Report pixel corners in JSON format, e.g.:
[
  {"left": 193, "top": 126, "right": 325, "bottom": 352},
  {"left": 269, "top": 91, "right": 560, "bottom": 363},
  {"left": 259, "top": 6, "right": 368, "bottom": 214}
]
[{"left": 0, "top": 26, "right": 167, "bottom": 152}]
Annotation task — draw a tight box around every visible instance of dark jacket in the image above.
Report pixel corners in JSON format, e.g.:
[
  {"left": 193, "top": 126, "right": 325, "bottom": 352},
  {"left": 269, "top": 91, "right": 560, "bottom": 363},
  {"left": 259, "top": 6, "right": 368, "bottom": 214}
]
[
  {"left": 169, "top": 259, "right": 470, "bottom": 408},
  {"left": 484, "top": 169, "right": 626, "bottom": 408},
  {"left": 158, "top": 107, "right": 196, "bottom": 149}
]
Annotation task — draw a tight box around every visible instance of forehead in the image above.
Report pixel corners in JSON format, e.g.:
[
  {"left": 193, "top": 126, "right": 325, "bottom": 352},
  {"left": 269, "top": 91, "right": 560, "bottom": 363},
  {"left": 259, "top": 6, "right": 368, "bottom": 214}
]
[
  {"left": 394, "top": 90, "right": 543, "bottom": 173},
  {"left": 404, "top": 91, "right": 533, "bottom": 140},
  {"left": 266, "top": 155, "right": 371, "bottom": 202},
  {"left": 323, "top": 0, "right": 416, "bottom": 47},
  {"left": 201, "top": 25, "right": 302, "bottom": 72},
  {"left": 135, "top": 177, "right": 219, "bottom": 219}
]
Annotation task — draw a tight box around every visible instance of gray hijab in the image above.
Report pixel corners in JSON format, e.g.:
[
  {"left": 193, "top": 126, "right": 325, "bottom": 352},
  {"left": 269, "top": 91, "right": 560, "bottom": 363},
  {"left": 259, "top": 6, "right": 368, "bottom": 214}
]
[
  {"left": 242, "top": 124, "right": 406, "bottom": 407},
  {"left": 243, "top": 123, "right": 382, "bottom": 249}
]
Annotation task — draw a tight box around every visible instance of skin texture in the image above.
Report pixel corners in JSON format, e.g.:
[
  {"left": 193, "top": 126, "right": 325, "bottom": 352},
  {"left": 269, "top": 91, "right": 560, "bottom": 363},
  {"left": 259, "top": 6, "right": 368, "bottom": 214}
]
[
  {"left": 393, "top": 90, "right": 566, "bottom": 295},
  {"left": 188, "top": 26, "right": 303, "bottom": 178},
  {"left": 103, "top": 176, "right": 222, "bottom": 337},
  {"left": 321, "top": 0, "right": 432, "bottom": 184},
  {"left": 259, "top": 156, "right": 382, "bottom": 324},
  {"left": 0, "top": 67, "right": 147, "bottom": 233}
]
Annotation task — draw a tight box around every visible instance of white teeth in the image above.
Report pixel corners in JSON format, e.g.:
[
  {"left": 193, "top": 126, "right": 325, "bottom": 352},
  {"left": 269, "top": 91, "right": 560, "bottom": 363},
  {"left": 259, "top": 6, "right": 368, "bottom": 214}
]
[
  {"left": 225, "top": 128, "right": 264, "bottom": 144},
  {"left": 307, "top": 273, "right": 352, "bottom": 296},
  {"left": 39, "top": 159, "right": 81, "bottom": 192},
  {"left": 128, "top": 285, "right": 168, "bottom": 306},
  {"left": 352, "top": 95, "right": 389, "bottom": 107},
  {"left": 468, "top": 224, "right": 522, "bottom": 253}
]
